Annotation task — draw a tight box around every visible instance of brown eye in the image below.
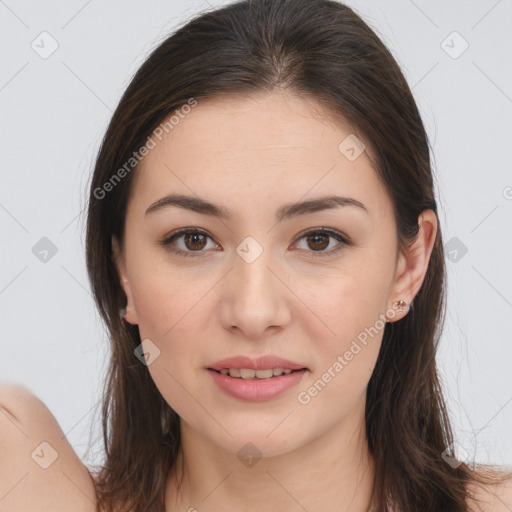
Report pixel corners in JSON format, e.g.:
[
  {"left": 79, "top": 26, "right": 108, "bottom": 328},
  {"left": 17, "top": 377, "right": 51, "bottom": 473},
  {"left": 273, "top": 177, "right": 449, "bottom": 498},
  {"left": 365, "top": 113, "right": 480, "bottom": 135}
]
[
  {"left": 305, "top": 233, "right": 330, "bottom": 251},
  {"left": 160, "top": 228, "right": 218, "bottom": 257},
  {"left": 294, "top": 229, "right": 349, "bottom": 257},
  {"left": 161, "top": 227, "right": 349, "bottom": 258},
  {"left": 183, "top": 232, "right": 208, "bottom": 251}
]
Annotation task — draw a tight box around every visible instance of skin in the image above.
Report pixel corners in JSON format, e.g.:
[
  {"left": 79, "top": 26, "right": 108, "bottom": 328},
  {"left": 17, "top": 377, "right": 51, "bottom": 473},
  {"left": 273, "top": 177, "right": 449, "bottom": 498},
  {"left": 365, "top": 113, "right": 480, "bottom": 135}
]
[{"left": 112, "top": 90, "right": 437, "bottom": 512}]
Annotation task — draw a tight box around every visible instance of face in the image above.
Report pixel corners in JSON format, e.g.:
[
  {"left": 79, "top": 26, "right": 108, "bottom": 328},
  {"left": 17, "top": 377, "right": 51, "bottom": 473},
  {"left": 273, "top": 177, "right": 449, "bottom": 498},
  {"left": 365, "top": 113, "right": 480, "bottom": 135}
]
[{"left": 112, "top": 91, "right": 434, "bottom": 459}]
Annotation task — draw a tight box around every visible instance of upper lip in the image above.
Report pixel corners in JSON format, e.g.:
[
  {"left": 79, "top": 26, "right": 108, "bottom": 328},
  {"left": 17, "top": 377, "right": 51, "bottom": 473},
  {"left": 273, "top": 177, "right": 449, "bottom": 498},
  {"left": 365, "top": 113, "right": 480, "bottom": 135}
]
[{"left": 208, "top": 355, "right": 308, "bottom": 371}]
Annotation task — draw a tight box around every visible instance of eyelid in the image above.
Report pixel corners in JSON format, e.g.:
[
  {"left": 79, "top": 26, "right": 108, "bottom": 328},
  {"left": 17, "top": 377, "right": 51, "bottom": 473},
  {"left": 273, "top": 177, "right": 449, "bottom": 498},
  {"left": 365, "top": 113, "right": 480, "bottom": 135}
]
[
  {"left": 293, "top": 227, "right": 351, "bottom": 245},
  {"left": 160, "top": 227, "right": 351, "bottom": 257}
]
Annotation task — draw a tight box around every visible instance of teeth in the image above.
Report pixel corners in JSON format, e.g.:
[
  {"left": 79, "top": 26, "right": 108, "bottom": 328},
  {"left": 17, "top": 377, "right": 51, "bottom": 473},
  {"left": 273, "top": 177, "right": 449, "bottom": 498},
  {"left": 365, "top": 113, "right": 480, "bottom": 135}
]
[{"left": 218, "top": 367, "right": 296, "bottom": 379}]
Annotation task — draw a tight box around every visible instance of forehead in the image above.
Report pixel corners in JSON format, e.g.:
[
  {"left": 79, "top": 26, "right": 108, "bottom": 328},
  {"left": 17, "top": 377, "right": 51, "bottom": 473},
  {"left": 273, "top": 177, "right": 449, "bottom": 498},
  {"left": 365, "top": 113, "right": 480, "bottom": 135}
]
[{"left": 130, "top": 91, "right": 391, "bottom": 220}]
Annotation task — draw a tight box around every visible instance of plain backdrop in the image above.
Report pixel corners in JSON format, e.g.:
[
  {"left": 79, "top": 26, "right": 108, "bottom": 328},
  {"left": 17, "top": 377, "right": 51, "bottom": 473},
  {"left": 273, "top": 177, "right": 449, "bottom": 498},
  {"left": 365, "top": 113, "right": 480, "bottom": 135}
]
[{"left": 1, "top": 0, "right": 511, "bottom": 468}]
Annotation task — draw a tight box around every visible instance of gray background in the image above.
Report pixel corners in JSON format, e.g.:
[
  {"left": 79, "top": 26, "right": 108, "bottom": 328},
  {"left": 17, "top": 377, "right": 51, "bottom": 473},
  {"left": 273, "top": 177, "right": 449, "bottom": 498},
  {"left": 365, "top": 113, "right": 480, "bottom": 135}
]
[{"left": 1, "top": 0, "right": 511, "bottom": 468}]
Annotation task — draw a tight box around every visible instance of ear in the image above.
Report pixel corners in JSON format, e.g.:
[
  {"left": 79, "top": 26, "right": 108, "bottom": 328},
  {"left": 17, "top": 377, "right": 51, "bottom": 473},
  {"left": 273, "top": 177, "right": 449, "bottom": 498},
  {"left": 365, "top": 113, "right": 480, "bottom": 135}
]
[
  {"left": 111, "top": 235, "right": 139, "bottom": 325},
  {"left": 386, "top": 209, "right": 438, "bottom": 322}
]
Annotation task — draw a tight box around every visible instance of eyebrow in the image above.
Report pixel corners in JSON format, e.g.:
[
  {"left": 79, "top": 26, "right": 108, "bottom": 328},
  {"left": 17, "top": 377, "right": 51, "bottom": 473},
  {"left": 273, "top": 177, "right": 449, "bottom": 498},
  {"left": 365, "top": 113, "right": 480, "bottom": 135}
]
[{"left": 145, "top": 193, "right": 368, "bottom": 222}]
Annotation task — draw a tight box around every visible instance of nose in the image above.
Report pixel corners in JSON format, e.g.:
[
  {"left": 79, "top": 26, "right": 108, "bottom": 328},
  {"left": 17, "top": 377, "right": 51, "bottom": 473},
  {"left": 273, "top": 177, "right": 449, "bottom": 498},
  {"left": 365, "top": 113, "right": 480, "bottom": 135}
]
[{"left": 220, "top": 242, "right": 291, "bottom": 339}]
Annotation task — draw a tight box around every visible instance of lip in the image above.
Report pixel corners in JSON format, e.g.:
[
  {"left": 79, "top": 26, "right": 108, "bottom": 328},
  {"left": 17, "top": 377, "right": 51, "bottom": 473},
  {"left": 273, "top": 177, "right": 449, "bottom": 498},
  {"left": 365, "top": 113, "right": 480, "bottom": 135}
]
[
  {"left": 207, "top": 355, "right": 308, "bottom": 372},
  {"left": 207, "top": 368, "right": 308, "bottom": 401}
]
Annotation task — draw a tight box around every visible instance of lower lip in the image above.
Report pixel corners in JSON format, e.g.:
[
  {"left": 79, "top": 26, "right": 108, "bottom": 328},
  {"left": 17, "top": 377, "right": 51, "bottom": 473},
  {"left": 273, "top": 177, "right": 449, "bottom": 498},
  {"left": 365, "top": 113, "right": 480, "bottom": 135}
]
[{"left": 207, "top": 369, "right": 307, "bottom": 401}]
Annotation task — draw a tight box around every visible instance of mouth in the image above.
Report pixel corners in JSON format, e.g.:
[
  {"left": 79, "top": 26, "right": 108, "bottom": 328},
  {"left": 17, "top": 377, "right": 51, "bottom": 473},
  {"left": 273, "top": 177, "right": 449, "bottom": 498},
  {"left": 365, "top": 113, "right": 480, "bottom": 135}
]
[
  {"left": 207, "top": 367, "right": 308, "bottom": 401},
  {"left": 208, "top": 367, "right": 307, "bottom": 380}
]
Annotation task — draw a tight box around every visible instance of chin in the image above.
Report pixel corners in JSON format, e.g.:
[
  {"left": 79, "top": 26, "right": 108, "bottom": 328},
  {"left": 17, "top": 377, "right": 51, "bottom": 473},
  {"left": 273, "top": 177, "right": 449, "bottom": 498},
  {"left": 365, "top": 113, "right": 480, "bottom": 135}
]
[{"left": 204, "top": 423, "right": 309, "bottom": 461}]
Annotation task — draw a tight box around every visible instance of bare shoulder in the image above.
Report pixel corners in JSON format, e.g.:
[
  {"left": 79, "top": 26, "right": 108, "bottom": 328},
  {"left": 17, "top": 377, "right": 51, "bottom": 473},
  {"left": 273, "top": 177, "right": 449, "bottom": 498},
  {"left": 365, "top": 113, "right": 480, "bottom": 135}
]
[
  {"left": 466, "top": 468, "right": 512, "bottom": 512},
  {"left": 0, "top": 383, "right": 98, "bottom": 512}
]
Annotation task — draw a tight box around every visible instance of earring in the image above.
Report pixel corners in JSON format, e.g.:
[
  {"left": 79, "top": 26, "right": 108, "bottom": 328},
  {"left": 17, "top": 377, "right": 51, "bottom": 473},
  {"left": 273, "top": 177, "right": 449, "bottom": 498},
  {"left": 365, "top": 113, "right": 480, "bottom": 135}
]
[
  {"left": 119, "top": 306, "right": 127, "bottom": 319},
  {"left": 395, "top": 299, "right": 409, "bottom": 312}
]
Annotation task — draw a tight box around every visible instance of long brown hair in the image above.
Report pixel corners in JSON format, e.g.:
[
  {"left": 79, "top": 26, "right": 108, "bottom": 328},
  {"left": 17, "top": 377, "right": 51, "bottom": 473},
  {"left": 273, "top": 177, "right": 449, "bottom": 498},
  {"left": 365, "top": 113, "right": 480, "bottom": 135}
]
[{"left": 84, "top": 0, "right": 509, "bottom": 510}]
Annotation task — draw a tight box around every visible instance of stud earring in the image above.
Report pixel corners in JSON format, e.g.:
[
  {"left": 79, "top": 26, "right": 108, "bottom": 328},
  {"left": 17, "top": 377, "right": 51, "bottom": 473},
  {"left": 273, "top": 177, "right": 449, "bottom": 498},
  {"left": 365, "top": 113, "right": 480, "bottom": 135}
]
[
  {"left": 395, "top": 299, "right": 409, "bottom": 312},
  {"left": 119, "top": 306, "right": 127, "bottom": 319}
]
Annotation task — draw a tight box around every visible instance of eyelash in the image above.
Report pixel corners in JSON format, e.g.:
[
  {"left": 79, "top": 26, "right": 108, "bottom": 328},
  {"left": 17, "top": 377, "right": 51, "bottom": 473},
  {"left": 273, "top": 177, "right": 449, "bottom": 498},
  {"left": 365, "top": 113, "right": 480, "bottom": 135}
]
[{"left": 159, "top": 228, "right": 350, "bottom": 258}]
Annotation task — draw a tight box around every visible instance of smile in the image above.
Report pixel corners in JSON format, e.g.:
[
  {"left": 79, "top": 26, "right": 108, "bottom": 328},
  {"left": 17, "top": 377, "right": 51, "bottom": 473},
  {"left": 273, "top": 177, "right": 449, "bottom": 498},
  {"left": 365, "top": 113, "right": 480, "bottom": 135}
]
[{"left": 207, "top": 368, "right": 308, "bottom": 401}]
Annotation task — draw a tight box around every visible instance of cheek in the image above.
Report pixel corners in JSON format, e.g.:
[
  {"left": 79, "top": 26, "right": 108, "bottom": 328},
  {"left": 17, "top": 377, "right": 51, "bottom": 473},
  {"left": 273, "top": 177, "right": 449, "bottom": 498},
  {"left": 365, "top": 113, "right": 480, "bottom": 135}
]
[
  {"left": 310, "top": 283, "right": 385, "bottom": 378},
  {"left": 296, "top": 278, "right": 386, "bottom": 417},
  {"left": 304, "top": 252, "right": 392, "bottom": 333},
  {"left": 129, "top": 268, "right": 212, "bottom": 421},
  {"left": 129, "top": 256, "right": 214, "bottom": 337},
  {"left": 297, "top": 249, "right": 393, "bottom": 384}
]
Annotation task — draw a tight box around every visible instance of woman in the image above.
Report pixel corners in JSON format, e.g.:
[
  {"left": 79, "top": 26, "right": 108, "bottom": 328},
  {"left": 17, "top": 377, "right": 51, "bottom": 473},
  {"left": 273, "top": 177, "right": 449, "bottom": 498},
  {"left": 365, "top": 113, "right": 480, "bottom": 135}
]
[{"left": 1, "top": 0, "right": 510, "bottom": 510}]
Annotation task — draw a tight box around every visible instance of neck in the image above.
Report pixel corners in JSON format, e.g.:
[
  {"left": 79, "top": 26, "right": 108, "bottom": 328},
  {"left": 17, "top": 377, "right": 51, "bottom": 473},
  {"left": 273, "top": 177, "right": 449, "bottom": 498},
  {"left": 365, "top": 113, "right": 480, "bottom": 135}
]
[{"left": 165, "top": 405, "right": 376, "bottom": 512}]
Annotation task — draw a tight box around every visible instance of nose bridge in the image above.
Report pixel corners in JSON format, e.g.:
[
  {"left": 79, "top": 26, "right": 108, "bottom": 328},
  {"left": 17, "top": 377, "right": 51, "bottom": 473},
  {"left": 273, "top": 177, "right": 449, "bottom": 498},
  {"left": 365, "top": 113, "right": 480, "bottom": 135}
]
[
  {"left": 221, "top": 234, "right": 289, "bottom": 335},
  {"left": 233, "top": 234, "right": 276, "bottom": 299}
]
